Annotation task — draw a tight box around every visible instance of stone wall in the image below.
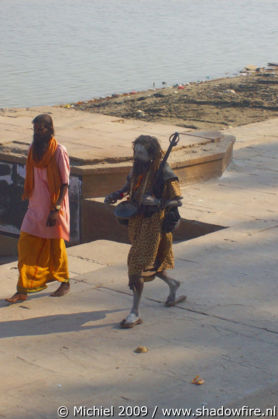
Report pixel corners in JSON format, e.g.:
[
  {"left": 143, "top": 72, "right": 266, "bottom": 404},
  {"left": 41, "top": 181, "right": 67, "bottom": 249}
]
[{"left": 0, "top": 160, "right": 82, "bottom": 244}]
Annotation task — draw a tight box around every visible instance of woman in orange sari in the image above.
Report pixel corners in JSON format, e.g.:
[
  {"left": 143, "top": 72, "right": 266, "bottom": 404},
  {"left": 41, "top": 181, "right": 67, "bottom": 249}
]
[{"left": 6, "top": 114, "right": 70, "bottom": 303}]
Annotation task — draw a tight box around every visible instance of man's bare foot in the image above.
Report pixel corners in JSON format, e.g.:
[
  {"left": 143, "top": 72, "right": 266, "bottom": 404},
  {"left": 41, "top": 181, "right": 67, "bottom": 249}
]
[
  {"left": 50, "top": 282, "right": 70, "bottom": 297},
  {"left": 157, "top": 276, "right": 187, "bottom": 306},
  {"left": 165, "top": 294, "right": 187, "bottom": 307},
  {"left": 160, "top": 277, "right": 181, "bottom": 304},
  {"left": 120, "top": 312, "right": 143, "bottom": 329},
  {"left": 5, "top": 292, "right": 27, "bottom": 304}
]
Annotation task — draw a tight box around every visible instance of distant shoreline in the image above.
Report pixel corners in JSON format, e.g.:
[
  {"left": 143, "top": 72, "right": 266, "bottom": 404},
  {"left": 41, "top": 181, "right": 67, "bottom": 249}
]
[{"left": 64, "top": 66, "right": 278, "bottom": 131}]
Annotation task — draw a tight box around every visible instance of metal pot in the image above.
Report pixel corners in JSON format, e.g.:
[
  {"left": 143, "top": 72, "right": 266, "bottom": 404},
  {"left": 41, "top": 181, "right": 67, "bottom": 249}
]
[{"left": 114, "top": 201, "right": 138, "bottom": 220}]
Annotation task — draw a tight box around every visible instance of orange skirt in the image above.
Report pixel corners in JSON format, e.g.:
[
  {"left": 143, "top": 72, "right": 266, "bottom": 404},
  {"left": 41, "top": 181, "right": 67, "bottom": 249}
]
[{"left": 17, "top": 232, "right": 69, "bottom": 293}]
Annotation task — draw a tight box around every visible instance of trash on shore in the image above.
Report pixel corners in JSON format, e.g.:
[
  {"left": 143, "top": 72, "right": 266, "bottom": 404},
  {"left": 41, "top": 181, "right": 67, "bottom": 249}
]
[
  {"left": 244, "top": 64, "right": 261, "bottom": 72},
  {"left": 241, "top": 63, "right": 278, "bottom": 74},
  {"left": 62, "top": 64, "right": 278, "bottom": 131},
  {"left": 136, "top": 110, "right": 145, "bottom": 117},
  {"left": 224, "top": 89, "right": 237, "bottom": 94}
]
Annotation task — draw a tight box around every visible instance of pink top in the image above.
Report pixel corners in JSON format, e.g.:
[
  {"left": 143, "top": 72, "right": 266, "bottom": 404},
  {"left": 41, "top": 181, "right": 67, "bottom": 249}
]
[{"left": 21, "top": 144, "right": 70, "bottom": 242}]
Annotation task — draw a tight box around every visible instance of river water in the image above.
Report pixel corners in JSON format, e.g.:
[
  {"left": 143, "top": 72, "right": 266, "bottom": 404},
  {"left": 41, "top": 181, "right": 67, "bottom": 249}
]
[{"left": 0, "top": 0, "right": 277, "bottom": 108}]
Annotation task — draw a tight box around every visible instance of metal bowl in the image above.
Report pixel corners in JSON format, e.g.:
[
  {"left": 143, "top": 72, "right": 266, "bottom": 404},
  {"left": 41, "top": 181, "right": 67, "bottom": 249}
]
[{"left": 114, "top": 201, "right": 138, "bottom": 220}]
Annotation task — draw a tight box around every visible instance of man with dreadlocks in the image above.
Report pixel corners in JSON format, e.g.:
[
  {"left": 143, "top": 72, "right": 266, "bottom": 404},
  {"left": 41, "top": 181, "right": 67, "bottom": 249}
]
[
  {"left": 105, "top": 135, "right": 185, "bottom": 328},
  {"left": 6, "top": 114, "right": 70, "bottom": 303}
]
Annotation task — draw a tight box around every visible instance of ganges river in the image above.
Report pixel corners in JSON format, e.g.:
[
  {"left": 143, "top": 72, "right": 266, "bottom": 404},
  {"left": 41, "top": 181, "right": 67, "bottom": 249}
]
[{"left": 0, "top": 0, "right": 277, "bottom": 108}]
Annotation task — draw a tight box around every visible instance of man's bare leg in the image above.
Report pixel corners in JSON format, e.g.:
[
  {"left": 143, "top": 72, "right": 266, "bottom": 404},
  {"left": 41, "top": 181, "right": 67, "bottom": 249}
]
[
  {"left": 50, "top": 282, "right": 70, "bottom": 297},
  {"left": 5, "top": 292, "right": 27, "bottom": 304},
  {"left": 120, "top": 275, "right": 144, "bottom": 328},
  {"left": 156, "top": 270, "right": 186, "bottom": 306}
]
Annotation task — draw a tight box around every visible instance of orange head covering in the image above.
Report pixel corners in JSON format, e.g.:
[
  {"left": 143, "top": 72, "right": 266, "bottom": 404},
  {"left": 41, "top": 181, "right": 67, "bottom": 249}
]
[{"left": 22, "top": 137, "right": 61, "bottom": 209}]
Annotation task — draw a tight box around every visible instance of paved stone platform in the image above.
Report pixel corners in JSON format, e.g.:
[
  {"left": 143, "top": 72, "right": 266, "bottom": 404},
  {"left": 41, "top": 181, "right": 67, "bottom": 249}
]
[
  {"left": 0, "top": 106, "right": 228, "bottom": 161},
  {"left": 0, "top": 106, "right": 234, "bottom": 178},
  {"left": 0, "top": 118, "right": 278, "bottom": 418}
]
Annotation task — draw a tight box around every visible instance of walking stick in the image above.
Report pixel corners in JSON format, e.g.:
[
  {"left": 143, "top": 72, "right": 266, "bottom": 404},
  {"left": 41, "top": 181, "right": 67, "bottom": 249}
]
[{"left": 153, "top": 132, "right": 180, "bottom": 198}]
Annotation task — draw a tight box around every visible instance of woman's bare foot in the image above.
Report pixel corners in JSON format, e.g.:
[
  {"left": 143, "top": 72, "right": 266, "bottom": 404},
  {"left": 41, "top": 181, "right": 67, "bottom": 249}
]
[
  {"left": 50, "top": 282, "right": 70, "bottom": 297},
  {"left": 5, "top": 292, "right": 27, "bottom": 304}
]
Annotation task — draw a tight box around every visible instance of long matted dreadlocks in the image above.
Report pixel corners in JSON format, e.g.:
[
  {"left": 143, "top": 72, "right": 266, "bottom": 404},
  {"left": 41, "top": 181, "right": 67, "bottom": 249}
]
[{"left": 132, "top": 135, "right": 164, "bottom": 175}]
